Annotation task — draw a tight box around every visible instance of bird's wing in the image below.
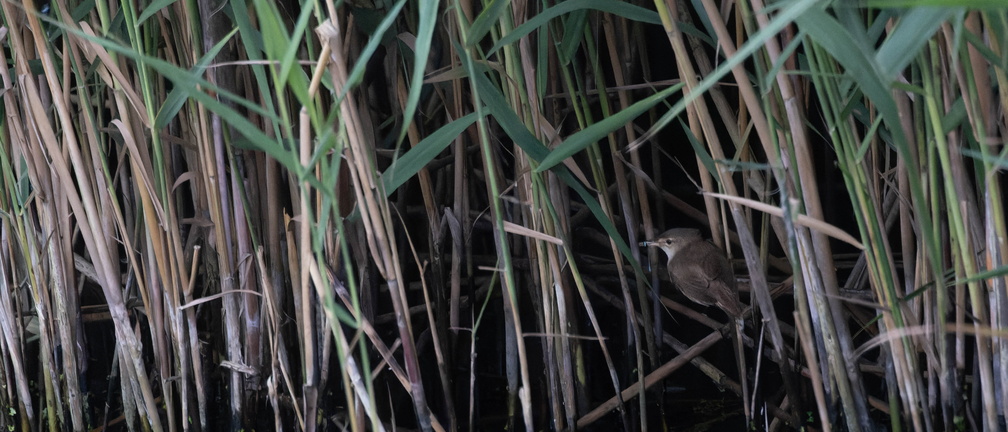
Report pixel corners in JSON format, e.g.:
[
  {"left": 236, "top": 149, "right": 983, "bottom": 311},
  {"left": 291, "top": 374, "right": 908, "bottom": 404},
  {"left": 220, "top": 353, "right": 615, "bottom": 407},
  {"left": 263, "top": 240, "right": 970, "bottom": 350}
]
[
  {"left": 696, "top": 242, "right": 742, "bottom": 315},
  {"left": 699, "top": 241, "right": 735, "bottom": 284},
  {"left": 669, "top": 263, "right": 718, "bottom": 306}
]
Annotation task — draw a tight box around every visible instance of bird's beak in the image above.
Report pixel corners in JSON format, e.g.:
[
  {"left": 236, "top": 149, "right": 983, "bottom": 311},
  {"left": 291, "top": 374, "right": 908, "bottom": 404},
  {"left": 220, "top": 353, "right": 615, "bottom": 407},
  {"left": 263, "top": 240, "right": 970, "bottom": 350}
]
[{"left": 639, "top": 241, "right": 652, "bottom": 247}]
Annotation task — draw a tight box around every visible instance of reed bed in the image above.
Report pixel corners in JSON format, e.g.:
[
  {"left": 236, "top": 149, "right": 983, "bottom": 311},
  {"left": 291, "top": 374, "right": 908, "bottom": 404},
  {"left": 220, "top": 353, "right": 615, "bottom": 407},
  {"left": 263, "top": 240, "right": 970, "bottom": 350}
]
[{"left": 0, "top": 0, "right": 1005, "bottom": 430}]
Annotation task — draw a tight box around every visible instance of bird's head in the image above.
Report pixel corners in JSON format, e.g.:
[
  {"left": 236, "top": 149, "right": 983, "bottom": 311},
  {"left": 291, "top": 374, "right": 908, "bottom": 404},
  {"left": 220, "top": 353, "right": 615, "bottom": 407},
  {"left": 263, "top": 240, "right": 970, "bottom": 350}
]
[{"left": 640, "top": 228, "right": 702, "bottom": 261}]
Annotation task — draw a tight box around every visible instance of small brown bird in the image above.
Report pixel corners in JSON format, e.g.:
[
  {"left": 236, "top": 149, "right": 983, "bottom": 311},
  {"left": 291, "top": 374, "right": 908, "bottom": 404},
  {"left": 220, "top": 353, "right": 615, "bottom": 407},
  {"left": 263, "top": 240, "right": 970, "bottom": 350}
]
[
  {"left": 640, "top": 228, "right": 742, "bottom": 318},
  {"left": 642, "top": 228, "right": 751, "bottom": 421}
]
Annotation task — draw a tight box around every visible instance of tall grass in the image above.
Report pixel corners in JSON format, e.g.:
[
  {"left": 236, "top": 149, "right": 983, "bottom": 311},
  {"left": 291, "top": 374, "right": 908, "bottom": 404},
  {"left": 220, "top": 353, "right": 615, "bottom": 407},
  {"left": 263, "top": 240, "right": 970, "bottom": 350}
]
[{"left": 0, "top": 0, "right": 1005, "bottom": 430}]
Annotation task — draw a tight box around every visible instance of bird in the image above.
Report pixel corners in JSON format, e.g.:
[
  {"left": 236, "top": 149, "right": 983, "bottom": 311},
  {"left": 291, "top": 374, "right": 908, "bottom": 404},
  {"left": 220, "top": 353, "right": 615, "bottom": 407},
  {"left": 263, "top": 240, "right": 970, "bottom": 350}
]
[
  {"left": 640, "top": 228, "right": 742, "bottom": 319},
  {"left": 641, "top": 227, "right": 751, "bottom": 421}
]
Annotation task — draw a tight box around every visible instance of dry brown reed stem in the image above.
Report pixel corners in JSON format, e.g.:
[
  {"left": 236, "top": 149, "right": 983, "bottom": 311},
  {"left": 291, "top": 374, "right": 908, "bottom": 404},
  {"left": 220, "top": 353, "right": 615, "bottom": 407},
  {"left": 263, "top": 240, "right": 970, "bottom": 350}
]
[
  {"left": 930, "top": 34, "right": 996, "bottom": 427},
  {"left": 308, "top": 261, "right": 386, "bottom": 431},
  {"left": 182, "top": 245, "right": 209, "bottom": 427},
  {"left": 0, "top": 233, "right": 31, "bottom": 424},
  {"left": 296, "top": 101, "right": 318, "bottom": 430},
  {"left": 948, "top": 18, "right": 1005, "bottom": 426},
  {"left": 0, "top": 53, "right": 39, "bottom": 424},
  {"left": 254, "top": 247, "right": 305, "bottom": 429},
  {"left": 964, "top": 10, "right": 1008, "bottom": 421},
  {"left": 576, "top": 329, "right": 723, "bottom": 428},
  {"left": 320, "top": 18, "right": 441, "bottom": 431},
  {"left": 4, "top": 1, "right": 164, "bottom": 429},
  {"left": 658, "top": 0, "right": 805, "bottom": 423},
  {"left": 596, "top": 16, "right": 671, "bottom": 428},
  {"left": 398, "top": 211, "right": 458, "bottom": 430},
  {"left": 296, "top": 104, "right": 321, "bottom": 431},
  {"left": 584, "top": 264, "right": 800, "bottom": 428},
  {"left": 450, "top": 4, "right": 536, "bottom": 428},
  {"left": 747, "top": 0, "right": 849, "bottom": 362},
  {"left": 186, "top": 0, "right": 252, "bottom": 424},
  {"left": 794, "top": 311, "right": 831, "bottom": 432},
  {"left": 600, "top": 8, "right": 659, "bottom": 357},
  {"left": 557, "top": 240, "right": 631, "bottom": 427},
  {"left": 394, "top": 38, "right": 459, "bottom": 427},
  {"left": 113, "top": 67, "right": 190, "bottom": 432}
]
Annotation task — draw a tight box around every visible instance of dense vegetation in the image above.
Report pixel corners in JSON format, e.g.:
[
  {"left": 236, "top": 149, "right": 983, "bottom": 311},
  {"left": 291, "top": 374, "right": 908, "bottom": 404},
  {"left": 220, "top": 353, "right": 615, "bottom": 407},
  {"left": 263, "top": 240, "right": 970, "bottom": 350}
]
[{"left": 1, "top": 0, "right": 1006, "bottom": 430}]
